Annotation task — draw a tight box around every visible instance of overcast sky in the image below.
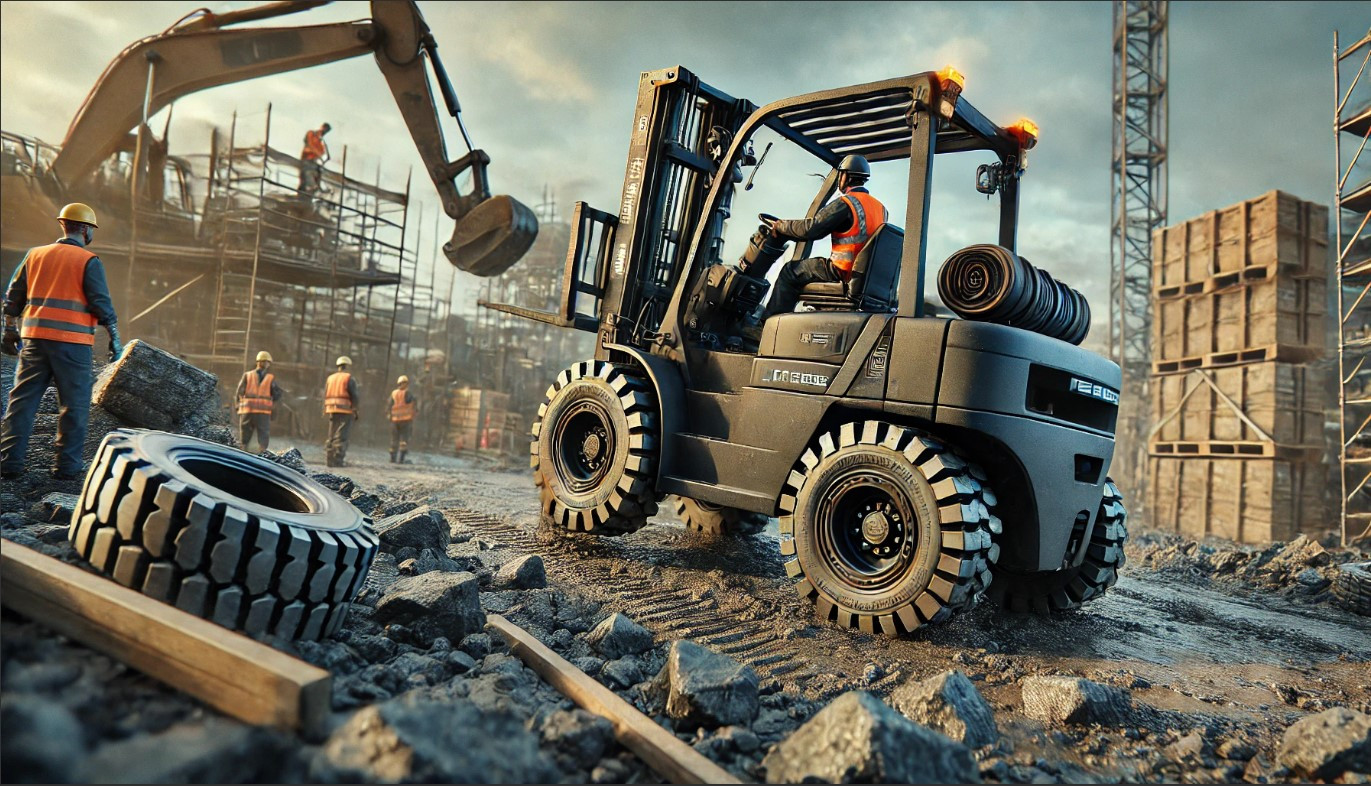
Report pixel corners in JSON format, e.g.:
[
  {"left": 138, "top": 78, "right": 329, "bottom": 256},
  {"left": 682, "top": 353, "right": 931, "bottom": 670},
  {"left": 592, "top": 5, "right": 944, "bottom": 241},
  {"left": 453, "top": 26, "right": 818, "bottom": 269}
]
[{"left": 2, "top": 1, "right": 1365, "bottom": 350}]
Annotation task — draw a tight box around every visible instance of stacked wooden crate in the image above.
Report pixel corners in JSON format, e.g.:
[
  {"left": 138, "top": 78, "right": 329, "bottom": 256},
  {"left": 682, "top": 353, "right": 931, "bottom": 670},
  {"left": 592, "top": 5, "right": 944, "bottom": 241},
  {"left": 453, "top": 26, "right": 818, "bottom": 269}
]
[
  {"left": 448, "top": 388, "right": 510, "bottom": 452},
  {"left": 1147, "top": 190, "right": 1331, "bottom": 542}
]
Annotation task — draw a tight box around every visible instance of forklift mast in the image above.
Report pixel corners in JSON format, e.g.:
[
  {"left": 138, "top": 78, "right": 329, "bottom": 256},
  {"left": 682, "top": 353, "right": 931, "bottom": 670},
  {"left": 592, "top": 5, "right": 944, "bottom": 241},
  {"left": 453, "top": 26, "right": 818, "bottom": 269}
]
[{"left": 596, "top": 67, "right": 755, "bottom": 354}]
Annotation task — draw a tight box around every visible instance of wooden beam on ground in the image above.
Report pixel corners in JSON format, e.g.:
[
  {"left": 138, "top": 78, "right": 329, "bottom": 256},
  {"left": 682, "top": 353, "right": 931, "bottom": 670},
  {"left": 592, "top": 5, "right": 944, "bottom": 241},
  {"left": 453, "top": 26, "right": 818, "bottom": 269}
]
[
  {"left": 0, "top": 542, "right": 330, "bottom": 735},
  {"left": 487, "top": 614, "right": 742, "bottom": 786}
]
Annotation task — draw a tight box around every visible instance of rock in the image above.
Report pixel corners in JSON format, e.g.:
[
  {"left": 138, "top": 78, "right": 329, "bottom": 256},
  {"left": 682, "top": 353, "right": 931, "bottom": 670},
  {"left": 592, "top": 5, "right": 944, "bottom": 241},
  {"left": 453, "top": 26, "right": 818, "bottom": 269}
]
[
  {"left": 602, "top": 657, "right": 644, "bottom": 688},
  {"left": 657, "top": 640, "right": 759, "bottom": 728},
  {"left": 496, "top": 554, "right": 547, "bottom": 589},
  {"left": 445, "top": 650, "right": 478, "bottom": 674},
  {"left": 261, "top": 448, "right": 307, "bottom": 474},
  {"left": 1165, "top": 730, "right": 1208, "bottom": 765},
  {"left": 588, "top": 613, "right": 654, "bottom": 659},
  {"left": 76, "top": 717, "right": 292, "bottom": 783},
  {"left": 38, "top": 492, "right": 79, "bottom": 521},
  {"left": 1276, "top": 707, "right": 1371, "bottom": 779},
  {"left": 717, "top": 725, "right": 761, "bottom": 754},
  {"left": 5, "top": 661, "right": 83, "bottom": 693},
  {"left": 1216, "top": 737, "right": 1256, "bottom": 761},
  {"left": 317, "top": 695, "right": 558, "bottom": 783},
  {"left": 387, "top": 652, "right": 448, "bottom": 684},
  {"left": 1020, "top": 675, "right": 1131, "bottom": 726},
  {"left": 890, "top": 669, "right": 998, "bottom": 748},
  {"left": 92, "top": 340, "right": 220, "bottom": 431},
  {"left": 372, "top": 505, "right": 449, "bottom": 555},
  {"left": 460, "top": 632, "right": 493, "bottom": 659},
  {"left": 349, "top": 492, "right": 382, "bottom": 515},
  {"left": 762, "top": 691, "right": 978, "bottom": 784},
  {"left": 541, "top": 709, "right": 615, "bottom": 770},
  {"left": 373, "top": 572, "right": 484, "bottom": 643},
  {"left": 0, "top": 695, "right": 84, "bottom": 782}
]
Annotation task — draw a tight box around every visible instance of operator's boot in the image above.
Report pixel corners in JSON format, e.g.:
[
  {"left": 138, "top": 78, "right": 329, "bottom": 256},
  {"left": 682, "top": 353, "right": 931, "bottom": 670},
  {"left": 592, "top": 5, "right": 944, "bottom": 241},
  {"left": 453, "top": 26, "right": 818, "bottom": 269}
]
[{"left": 398, "top": 450, "right": 409, "bottom": 465}]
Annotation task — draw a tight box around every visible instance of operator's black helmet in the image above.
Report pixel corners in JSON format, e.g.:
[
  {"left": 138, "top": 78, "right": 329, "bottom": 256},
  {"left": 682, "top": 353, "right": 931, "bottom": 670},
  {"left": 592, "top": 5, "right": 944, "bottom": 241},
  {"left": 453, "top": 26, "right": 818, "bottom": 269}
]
[{"left": 837, "top": 154, "right": 871, "bottom": 179}]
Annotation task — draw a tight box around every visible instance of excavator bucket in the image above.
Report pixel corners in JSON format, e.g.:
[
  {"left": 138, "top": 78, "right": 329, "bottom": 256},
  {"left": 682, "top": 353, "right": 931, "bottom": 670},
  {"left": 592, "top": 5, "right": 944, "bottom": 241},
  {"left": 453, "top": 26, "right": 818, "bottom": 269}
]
[{"left": 445, "top": 194, "right": 539, "bottom": 277}]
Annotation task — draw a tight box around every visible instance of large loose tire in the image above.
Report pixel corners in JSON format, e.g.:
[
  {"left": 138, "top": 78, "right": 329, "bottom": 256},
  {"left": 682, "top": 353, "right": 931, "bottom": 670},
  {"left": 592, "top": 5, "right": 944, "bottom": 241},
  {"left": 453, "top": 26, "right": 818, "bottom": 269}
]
[
  {"left": 779, "top": 422, "right": 997, "bottom": 635},
  {"left": 985, "top": 479, "right": 1128, "bottom": 613},
  {"left": 533, "top": 361, "right": 659, "bottom": 535},
  {"left": 68, "top": 429, "right": 379, "bottom": 641},
  {"left": 674, "top": 496, "right": 769, "bottom": 536},
  {"left": 1332, "top": 561, "right": 1371, "bottom": 616}
]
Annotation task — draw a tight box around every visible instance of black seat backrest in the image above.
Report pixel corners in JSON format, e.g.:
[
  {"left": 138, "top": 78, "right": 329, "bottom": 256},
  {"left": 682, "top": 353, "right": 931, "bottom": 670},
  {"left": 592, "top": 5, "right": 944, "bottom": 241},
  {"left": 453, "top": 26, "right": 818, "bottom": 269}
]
[{"left": 847, "top": 224, "right": 903, "bottom": 312}]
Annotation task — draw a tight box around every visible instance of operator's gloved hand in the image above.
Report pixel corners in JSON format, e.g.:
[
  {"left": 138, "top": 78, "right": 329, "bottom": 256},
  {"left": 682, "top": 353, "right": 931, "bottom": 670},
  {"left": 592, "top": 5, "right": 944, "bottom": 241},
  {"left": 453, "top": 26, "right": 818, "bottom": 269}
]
[
  {"left": 1, "top": 326, "right": 19, "bottom": 356},
  {"left": 106, "top": 324, "right": 123, "bottom": 362}
]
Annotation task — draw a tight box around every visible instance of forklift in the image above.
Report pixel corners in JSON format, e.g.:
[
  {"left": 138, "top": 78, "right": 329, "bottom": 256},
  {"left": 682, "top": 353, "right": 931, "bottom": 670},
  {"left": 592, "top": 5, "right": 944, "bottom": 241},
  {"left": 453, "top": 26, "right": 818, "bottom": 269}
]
[{"left": 486, "top": 66, "right": 1127, "bottom": 633}]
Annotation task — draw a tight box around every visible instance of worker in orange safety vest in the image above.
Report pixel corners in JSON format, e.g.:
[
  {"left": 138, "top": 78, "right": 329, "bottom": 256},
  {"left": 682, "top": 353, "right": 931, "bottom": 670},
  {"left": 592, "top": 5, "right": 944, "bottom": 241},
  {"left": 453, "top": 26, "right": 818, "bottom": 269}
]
[
  {"left": 299, "top": 122, "right": 331, "bottom": 195},
  {"left": 1, "top": 203, "right": 122, "bottom": 480},
  {"left": 387, "top": 374, "right": 418, "bottom": 464},
  {"left": 323, "top": 355, "right": 358, "bottom": 467},
  {"left": 758, "top": 154, "right": 887, "bottom": 320},
  {"left": 237, "top": 350, "right": 283, "bottom": 453}
]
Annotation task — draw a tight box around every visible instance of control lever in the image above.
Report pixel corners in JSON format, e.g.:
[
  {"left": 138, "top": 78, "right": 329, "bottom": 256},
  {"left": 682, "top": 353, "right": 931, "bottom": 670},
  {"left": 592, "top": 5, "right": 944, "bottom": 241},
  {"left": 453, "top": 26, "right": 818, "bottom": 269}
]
[{"left": 744, "top": 142, "right": 773, "bottom": 191}]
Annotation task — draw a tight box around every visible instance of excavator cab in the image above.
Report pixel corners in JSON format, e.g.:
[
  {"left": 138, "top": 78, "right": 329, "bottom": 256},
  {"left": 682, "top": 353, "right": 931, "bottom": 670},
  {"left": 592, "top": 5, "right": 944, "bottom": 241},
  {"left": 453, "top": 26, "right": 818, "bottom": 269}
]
[{"left": 46, "top": 0, "right": 536, "bottom": 276}]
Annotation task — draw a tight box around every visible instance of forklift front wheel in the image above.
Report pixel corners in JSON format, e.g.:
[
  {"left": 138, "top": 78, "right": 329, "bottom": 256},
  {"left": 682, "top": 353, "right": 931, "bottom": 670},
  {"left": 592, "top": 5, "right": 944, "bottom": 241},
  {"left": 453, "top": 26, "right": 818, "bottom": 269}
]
[
  {"left": 533, "top": 360, "right": 659, "bottom": 536},
  {"left": 780, "top": 422, "right": 997, "bottom": 635}
]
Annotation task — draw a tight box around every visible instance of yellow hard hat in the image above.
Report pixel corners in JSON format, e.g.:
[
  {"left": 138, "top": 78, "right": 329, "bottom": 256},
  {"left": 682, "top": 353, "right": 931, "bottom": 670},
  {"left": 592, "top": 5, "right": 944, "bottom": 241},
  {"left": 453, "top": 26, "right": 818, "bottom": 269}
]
[
  {"left": 336, "top": 355, "right": 352, "bottom": 366},
  {"left": 256, "top": 351, "right": 273, "bottom": 363},
  {"left": 397, "top": 375, "right": 410, "bottom": 385},
  {"left": 57, "top": 203, "right": 98, "bottom": 228}
]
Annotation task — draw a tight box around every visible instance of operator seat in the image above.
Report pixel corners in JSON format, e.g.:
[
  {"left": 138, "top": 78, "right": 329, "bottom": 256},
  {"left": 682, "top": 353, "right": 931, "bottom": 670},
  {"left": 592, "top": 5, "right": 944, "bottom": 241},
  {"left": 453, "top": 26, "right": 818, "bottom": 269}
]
[{"left": 796, "top": 224, "right": 903, "bottom": 313}]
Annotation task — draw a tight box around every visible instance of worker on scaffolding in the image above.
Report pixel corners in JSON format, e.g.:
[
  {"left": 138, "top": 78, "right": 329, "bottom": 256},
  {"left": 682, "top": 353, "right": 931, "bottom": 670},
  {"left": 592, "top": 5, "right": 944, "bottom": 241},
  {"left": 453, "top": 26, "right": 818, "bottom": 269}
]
[
  {"left": 388, "top": 375, "right": 418, "bottom": 464},
  {"left": 323, "top": 355, "right": 358, "bottom": 467},
  {"left": 1, "top": 203, "right": 122, "bottom": 480},
  {"left": 299, "top": 122, "right": 331, "bottom": 196},
  {"left": 237, "top": 350, "right": 283, "bottom": 453}
]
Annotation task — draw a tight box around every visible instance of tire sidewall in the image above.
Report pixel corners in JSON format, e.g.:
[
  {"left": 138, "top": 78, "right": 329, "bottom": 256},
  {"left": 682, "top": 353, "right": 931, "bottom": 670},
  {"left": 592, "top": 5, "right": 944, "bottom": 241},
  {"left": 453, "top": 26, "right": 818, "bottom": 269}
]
[
  {"left": 793, "top": 445, "right": 941, "bottom": 617},
  {"left": 538, "top": 375, "right": 632, "bottom": 511}
]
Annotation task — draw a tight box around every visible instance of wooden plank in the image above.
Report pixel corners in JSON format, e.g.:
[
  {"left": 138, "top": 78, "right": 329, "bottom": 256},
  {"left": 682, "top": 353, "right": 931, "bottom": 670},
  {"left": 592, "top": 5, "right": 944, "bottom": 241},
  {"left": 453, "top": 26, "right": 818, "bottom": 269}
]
[
  {"left": 487, "top": 614, "right": 741, "bottom": 786},
  {"left": 0, "top": 542, "right": 331, "bottom": 735}
]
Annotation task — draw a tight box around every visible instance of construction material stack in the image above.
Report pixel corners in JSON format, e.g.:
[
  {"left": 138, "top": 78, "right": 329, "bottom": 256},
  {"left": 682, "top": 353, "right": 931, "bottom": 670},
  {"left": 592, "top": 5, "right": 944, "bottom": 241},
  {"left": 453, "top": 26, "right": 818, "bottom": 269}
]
[
  {"left": 448, "top": 387, "right": 510, "bottom": 453},
  {"left": 1148, "top": 190, "right": 1331, "bottom": 543}
]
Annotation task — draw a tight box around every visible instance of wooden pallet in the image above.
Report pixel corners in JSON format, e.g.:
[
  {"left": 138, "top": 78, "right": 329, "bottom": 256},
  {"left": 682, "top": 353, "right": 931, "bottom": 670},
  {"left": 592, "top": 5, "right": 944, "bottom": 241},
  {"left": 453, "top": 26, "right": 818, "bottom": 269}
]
[
  {"left": 1148, "top": 439, "right": 1324, "bottom": 462},
  {"left": 1152, "top": 343, "right": 1324, "bottom": 375},
  {"left": 1154, "top": 260, "right": 1321, "bottom": 300},
  {"left": 0, "top": 542, "right": 331, "bottom": 734}
]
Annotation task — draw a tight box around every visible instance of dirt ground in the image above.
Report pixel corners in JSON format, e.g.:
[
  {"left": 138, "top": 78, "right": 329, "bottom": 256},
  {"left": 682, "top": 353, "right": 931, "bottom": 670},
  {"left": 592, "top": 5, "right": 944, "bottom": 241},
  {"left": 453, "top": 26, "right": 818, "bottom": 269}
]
[{"left": 3, "top": 434, "right": 1369, "bottom": 784}]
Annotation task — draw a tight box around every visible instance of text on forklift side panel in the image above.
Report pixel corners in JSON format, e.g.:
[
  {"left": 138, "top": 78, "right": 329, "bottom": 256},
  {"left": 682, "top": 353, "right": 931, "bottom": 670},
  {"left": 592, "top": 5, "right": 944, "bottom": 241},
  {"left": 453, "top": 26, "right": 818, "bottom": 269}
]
[
  {"left": 1069, "top": 378, "right": 1119, "bottom": 405},
  {"left": 766, "top": 369, "right": 830, "bottom": 387}
]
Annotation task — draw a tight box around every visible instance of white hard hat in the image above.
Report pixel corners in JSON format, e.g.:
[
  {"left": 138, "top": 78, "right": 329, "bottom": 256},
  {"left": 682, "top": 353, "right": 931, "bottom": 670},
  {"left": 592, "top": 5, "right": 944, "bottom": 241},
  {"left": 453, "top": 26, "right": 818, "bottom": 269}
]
[
  {"left": 336, "top": 355, "right": 353, "bottom": 366},
  {"left": 256, "top": 351, "right": 273, "bottom": 363}
]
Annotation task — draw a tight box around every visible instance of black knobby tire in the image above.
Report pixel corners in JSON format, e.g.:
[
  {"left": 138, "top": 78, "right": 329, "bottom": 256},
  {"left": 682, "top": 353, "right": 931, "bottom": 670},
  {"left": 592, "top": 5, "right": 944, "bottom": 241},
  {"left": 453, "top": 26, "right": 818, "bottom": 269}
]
[
  {"left": 1332, "top": 561, "right": 1371, "bottom": 616},
  {"left": 532, "top": 360, "right": 659, "bottom": 535},
  {"left": 986, "top": 479, "right": 1128, "bottom": 614},
  {"left": 68, "top": 429, "right": 379, "bottom": 641},
  {"left": 674, "top": 496, "right": 769, "bottom": 537},
  {"left": 779, "top": 421, "right": 997, "bottom": 635}
]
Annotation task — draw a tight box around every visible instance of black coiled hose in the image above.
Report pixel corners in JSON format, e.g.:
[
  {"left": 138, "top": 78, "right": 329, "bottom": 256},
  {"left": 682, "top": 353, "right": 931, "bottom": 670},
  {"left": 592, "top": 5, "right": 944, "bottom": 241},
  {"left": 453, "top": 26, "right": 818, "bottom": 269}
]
[{"left": 936, "top": 244, "right": 1091, "bottom": 345}]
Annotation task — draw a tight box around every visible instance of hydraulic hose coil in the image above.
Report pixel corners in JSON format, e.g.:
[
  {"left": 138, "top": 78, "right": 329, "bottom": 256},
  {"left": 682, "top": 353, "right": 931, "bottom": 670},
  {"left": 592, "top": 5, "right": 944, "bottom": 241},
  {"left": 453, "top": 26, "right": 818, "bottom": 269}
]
[{"left": 937, "top": 244, "right": 1091, "bottom": 345}]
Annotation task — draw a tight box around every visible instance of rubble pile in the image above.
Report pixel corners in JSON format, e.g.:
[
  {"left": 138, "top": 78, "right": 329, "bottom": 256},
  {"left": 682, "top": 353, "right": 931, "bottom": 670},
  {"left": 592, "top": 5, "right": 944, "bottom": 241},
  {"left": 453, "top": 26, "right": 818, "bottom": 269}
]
[{"left": 1130, "top": 531, "right": 1367, "bottom": 608}]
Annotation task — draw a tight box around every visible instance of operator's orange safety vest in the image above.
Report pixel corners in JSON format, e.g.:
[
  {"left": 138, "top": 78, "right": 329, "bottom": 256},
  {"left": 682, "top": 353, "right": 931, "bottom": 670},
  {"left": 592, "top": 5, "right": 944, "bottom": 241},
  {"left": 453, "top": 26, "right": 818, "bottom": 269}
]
[
  {"left": 19, "top": 243, "right": 98, "bottom": 345},
  {"left": 830, "top": 191, "right": 888, "bottom": 276},
  {"left": 324, "top": 371, "right": 354, "bottom": 415},
  {"left": 389, "top": 388, "right": 415, "bottom": 422},
  {"left": 302, "top": 129, "right": 327, "bottom": 161},
  {"left": 238, "top": 370, "right": 275, "bottom": 415}
]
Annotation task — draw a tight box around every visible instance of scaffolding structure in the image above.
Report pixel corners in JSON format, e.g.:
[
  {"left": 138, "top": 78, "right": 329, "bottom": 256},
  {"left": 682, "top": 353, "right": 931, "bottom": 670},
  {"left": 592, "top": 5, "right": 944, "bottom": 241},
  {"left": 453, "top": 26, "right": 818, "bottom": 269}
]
[
  {"left": 1109, "top": 0, "right": 1169, "bottom": 499},
  {"left": 1334, "top": 28, "right": 1371, "bottom": 546}
]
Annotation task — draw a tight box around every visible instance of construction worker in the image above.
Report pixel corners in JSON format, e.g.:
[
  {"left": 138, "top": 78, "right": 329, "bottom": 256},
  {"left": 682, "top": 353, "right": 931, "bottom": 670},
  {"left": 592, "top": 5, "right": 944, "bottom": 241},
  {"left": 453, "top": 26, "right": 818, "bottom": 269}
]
[
  {"left": 299, "top": 122, "right": 331, "bottom": 195},
  {"left": 388, "top": 375, "right": 418, "bottom": 464},
  {"left": 759, "top": 154, "right": 887, "bottom": 319},
  {"left": 236, "top": 351, "right": 283, "bottom": 453},
  {"left": 323, "top": 355, "right": 358, "bottom": 467},
  {"left": 1, "top": 204, "right": 122, "bottom": 480}
]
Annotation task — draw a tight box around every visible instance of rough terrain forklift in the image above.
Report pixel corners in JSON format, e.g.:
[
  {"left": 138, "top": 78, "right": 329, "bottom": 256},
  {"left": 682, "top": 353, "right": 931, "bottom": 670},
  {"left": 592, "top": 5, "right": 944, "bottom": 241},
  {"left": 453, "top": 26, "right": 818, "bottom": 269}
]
[{"left": 487, "top": 66, "right": 1127, "bottom": 633}]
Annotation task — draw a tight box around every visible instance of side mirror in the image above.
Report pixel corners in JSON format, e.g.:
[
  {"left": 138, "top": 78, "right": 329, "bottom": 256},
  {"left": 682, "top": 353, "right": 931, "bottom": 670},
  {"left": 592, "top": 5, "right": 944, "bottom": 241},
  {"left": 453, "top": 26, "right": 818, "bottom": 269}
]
[{"left": 976, "top": 163, "right": 1001, "bottom": 195}]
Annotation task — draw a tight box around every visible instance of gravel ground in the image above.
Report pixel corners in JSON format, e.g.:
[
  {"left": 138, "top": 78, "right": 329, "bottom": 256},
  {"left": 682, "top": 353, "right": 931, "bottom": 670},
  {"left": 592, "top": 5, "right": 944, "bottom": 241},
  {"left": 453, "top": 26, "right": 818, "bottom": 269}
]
[{"left": 3, "top": 424, "right": 1370, "bottom": 783}]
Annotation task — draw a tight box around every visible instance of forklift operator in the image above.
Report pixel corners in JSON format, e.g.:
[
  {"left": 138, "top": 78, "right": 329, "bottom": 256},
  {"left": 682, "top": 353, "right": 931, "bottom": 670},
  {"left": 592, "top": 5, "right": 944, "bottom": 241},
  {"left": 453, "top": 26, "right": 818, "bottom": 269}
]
[{"left": 760, "top": 154, "right": 887, "bottom": 318}]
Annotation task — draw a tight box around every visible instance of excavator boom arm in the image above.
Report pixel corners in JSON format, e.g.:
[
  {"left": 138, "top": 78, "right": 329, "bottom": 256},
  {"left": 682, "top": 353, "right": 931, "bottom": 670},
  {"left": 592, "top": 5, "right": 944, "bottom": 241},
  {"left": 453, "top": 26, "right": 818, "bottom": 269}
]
[{"left": 49, "top": 0, "right": 535, "bottom": 276}]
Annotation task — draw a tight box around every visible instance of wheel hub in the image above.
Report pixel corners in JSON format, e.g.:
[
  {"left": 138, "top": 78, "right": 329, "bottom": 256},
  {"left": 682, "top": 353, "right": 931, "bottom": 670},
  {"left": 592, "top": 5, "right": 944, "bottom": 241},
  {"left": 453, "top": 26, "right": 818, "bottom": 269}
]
[
  {"left": 861, "top": 510, "right": 891, "bottom": 545},
  {"left": 552, "top": 400, "right": 616, "bottom": 494},
  {"left": 815, "top": 470, "right": 917, "bottom": 591}
]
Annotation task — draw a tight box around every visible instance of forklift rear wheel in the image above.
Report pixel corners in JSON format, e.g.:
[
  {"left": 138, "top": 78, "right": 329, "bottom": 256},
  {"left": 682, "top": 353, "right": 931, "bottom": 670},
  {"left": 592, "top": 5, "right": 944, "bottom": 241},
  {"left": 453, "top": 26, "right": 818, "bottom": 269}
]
[
  {"left": 533, "top": 360, "right": 659, "bottom": 535},
  {"left": 780, "top": 422, "right": 997, "bottom": 635},
  {"left": 674, "top": 496, "right": 769, "bottom": 536},
  {"left": 985, "top": 479, "right": 1128, "bottom": 613}
]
